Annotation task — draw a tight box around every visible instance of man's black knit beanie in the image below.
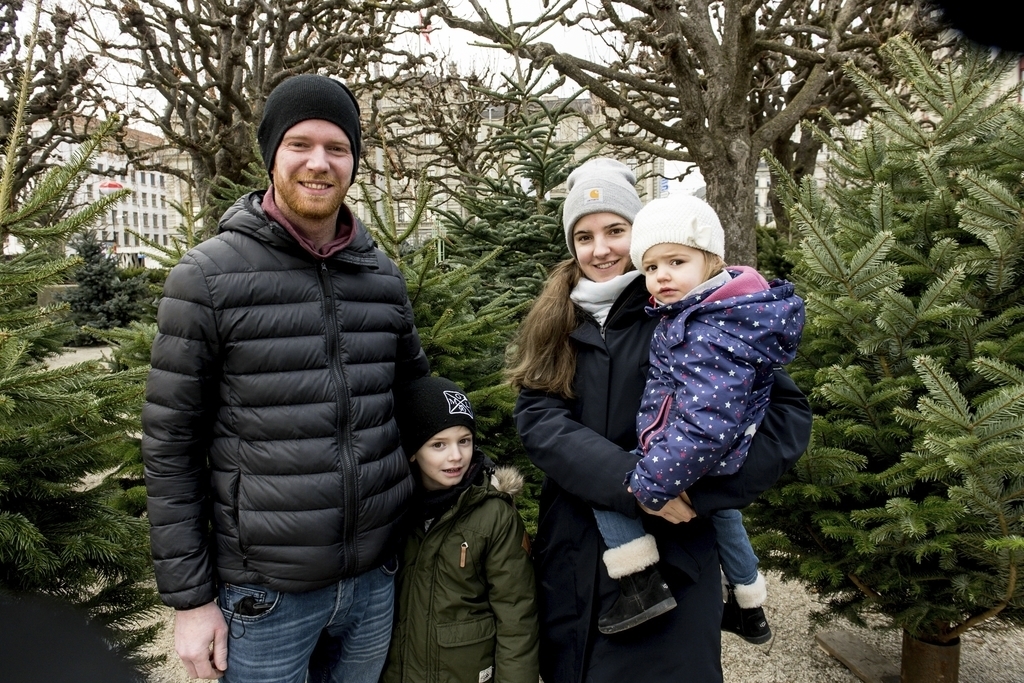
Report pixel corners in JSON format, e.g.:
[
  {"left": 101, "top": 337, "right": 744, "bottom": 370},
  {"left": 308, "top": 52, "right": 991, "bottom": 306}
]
[
  {"left": 393, "top": 376, "right": 476, "bottom": 458},
  {"left": 257, "top": 74, "right": 361, "bottom": 182}
]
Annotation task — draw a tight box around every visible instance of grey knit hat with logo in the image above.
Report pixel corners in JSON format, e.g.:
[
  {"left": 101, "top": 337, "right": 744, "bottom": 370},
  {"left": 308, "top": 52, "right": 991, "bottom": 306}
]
[
  {"left": 629, "top": 193, "right": 726, "bottom": 270},
  {"left": 561, "top": 158, "right": 643, "bottom": 256},
  {"left": 257, "top": 74, "right": 361, "bottom": 182}
]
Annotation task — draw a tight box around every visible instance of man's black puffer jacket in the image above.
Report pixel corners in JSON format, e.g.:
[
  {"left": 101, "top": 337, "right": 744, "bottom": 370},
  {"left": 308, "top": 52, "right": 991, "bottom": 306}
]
[{"left": 141, "top": 191, "right": 429, "bottom": 610}]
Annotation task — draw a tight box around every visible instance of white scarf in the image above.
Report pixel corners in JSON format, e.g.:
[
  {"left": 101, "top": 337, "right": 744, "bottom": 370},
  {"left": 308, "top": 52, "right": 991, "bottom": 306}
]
[{"left": 570, "top": 272, "right": 640, "bottom": 327}]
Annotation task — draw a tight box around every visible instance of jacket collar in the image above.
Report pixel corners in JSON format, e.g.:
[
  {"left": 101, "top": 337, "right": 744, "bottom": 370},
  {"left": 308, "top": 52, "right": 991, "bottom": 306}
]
[
  {"left": 218, "top": 191, "right": 379, "bottom": 268},
  {"left": 570, "top": 275, "right": 651, "bottom": 347}
]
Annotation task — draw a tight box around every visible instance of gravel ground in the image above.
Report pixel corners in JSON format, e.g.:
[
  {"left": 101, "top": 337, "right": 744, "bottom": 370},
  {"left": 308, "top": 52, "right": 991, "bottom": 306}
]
[{"left": 143, "top": 571, "right": 1024, "bottom": 682}]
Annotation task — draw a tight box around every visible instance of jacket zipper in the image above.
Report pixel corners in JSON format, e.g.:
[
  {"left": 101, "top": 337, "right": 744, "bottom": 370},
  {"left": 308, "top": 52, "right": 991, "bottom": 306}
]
[
  {"left": 639, "top": 394, "right": 673, "bottom": 452},
  {"left": 319, "top": 260, "right": 359, "bottom": 574}
]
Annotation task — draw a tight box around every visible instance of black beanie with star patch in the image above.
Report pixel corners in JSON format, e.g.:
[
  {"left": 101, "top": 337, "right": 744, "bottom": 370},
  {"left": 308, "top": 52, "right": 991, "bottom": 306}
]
[{"left": 394, "top": 376, "right": 476, "bottom": 458}]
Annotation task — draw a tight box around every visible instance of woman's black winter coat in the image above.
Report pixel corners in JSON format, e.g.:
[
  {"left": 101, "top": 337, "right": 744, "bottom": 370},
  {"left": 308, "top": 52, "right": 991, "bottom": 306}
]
[
  {"left": 141, "top": 192, "right": 429, "bottom": 610},
  {"left": 514, "top": 275, "right": 812, "bottom": 683}
]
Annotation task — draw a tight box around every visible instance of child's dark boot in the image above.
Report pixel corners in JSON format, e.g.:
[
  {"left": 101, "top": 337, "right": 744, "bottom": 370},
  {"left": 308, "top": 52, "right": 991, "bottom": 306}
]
[
  {"left": 721, "top": 572, "right": 772, "bottom": 644},
  {"left": 597, "top": 565, "right": 677, "bottom": 634}
]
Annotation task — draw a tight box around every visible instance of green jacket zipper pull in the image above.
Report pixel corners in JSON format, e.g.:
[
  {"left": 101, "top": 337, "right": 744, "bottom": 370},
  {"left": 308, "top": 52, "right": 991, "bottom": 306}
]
[{"left": 460, "top": 541, "right": 468, "bottom": 568}]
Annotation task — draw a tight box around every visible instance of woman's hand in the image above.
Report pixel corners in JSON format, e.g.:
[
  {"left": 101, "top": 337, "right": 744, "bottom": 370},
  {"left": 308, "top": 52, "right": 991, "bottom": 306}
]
[{"left": 638, "top": 492, "right": 696, "bottom": 524}]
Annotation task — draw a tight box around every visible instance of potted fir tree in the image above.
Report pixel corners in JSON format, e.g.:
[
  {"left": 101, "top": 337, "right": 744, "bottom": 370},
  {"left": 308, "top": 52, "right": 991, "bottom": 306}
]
[{"left": 752, "top": 36, "right": 1024, "bottom": 682}]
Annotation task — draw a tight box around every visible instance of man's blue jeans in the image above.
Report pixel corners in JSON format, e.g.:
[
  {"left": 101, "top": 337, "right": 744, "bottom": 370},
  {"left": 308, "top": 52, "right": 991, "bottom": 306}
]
[
  {"left": 217, "top": 562, "right": 396, "bottom": 683},
  {"left": 712, "top": 508, "right": 759, "bottom": 586}
]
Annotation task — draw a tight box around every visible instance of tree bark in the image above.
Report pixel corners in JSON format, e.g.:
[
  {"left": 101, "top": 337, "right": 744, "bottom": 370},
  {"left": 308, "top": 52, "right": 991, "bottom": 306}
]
[{"left": 701, "top": 134, "right": 760, "bottom": 265}]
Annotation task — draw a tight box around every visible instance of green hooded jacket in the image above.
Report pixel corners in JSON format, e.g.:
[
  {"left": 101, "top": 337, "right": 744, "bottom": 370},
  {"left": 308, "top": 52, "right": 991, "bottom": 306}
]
[{"left": 381, "top": 462, "right": 539, "bottom": 683}]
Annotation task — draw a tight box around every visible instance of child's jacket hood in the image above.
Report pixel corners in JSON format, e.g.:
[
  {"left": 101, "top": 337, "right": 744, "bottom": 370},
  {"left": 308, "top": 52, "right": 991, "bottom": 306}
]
[{"left": 647, "top": 266, "right": 803, "bottom": 365}]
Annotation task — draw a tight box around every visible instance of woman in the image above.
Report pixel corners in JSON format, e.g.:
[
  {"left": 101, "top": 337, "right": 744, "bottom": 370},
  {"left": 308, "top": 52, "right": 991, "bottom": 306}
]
[{"left": 508, "top": 158, "right": 812, "bottom": 683}]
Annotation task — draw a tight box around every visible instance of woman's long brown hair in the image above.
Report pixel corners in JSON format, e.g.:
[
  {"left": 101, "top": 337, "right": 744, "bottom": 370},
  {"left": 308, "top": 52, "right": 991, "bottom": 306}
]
[{"left": 506, "top": 259, "right": 583, "bottom": 398}]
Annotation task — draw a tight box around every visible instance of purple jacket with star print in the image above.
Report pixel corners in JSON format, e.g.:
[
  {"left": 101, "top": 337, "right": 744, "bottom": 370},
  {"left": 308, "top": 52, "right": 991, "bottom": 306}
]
[{"left": 630, "top": 266, "right": 805, "bottom": 510}]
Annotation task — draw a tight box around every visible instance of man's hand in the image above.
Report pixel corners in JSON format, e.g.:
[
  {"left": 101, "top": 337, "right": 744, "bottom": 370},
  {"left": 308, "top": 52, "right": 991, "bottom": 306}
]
[
  {"left": 639, "top": 492, "right": 697, "bottom": 524},
  {"left": 174, "top": 601, "right": 228, "bottom": 679}
]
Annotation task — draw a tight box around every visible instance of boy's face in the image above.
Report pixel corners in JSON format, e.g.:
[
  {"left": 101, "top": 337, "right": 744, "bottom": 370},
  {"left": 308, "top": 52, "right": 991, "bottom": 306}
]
[
  {"left": 642, "top": 242, "right": 708, "bottom": 304},
  {"left": 411, "top": 425, "right": 474, "bottom": 491}
]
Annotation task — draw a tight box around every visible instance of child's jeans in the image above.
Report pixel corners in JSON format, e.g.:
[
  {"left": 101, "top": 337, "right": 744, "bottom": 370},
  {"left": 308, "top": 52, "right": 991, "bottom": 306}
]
[
  {"left": 712, "top": 508, "right": 760, "bottom": 586},
  {"left": 594, "top": 507, "right": 761, "bottom": 587},
  {"left": 593, "top": 508, "right": 646, "bottom": 549}
]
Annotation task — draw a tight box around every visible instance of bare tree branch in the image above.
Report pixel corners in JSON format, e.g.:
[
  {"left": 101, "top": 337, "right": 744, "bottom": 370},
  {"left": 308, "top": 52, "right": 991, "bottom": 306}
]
[
  {"left": 430, "top": 0, "right": 948, "bottom": 264},
  {"left": 1, "top": 2, "right": 110, "bottom": 208}
]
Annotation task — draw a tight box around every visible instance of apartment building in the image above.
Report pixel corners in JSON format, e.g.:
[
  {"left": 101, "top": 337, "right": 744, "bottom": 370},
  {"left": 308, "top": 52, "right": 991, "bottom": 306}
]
[
  {"left": 77, "top": 127, "right": 193, "bottom": 267},
  {"left": 2, "top": 125, "right": 192, "bottom": 266}
]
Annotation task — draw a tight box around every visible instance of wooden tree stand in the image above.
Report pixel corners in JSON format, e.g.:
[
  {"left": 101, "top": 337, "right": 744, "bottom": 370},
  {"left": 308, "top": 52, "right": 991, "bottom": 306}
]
[
  {"left": 816, "top": 630, "right": 961, "bottom": 683},
  {"left": 900, "top": 631, "right": 960, "bottom": 683}
]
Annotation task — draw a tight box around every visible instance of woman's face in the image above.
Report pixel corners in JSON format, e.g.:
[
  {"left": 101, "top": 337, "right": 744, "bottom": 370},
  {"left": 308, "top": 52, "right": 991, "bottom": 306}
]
[{"left": 572, "top": 212, "right": 633, "bottom": 282}]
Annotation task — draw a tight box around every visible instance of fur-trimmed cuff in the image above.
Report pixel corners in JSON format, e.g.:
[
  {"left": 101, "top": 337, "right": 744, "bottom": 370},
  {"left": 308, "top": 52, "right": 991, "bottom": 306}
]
[
  {"left": 602, "top": 534, "right": 660, "bottom": 579},
  {"left": 732, "top": 572, "right": 767, "bottom": 609}
]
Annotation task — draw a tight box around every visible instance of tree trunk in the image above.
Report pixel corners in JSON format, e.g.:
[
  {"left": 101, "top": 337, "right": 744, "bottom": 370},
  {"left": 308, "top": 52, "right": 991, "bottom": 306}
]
[
  {"left": 702, "top": 151, "right": 760, "bottom": 266},
  {"left": 901, "top": 630, "right": 960, "bottom": 683}
]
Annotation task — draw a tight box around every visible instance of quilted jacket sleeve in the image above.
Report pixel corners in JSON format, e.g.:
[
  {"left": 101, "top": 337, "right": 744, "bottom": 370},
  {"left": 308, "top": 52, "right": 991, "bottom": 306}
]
[
  {"left": 141, "top": 255, "right": 222, "bottom": 610},
  {"left": 629, "top": 324, "right": 759, "bottom": 510},
  {"left": 393, "top": 290, "right": 429, "bottom": 388}
]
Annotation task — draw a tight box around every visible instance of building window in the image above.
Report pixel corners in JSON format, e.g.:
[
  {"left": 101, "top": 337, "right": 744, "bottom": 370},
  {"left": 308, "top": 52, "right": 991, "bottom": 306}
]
[
  {"left": 111, "top": 210, "right": 116, "bottom": 225},
  {"left": 159, "top": 175, "right": 165, "bottom": 188},
  {"left": 86, "top": 183, "right": 93, "bottom": 197},
  {"left": 133, "top": 212, "right": 139, "bottom": 227},
  {"left": 140, "top": 173, "right": 146, "bottom": 185},
  {"left": 132, "top": 171, "right": 137, "bottom": 183},
  {"left": 142, "top": 193, "right": 148, "bottom": 207},
  {"left": 113, "top": 232, "right": 119, "bottom": 244},
  {"left": 150, "top": 173, "right": 156, "bottom": 185},
  {"left": 162, "top": 215, "right": 167, "bottom": 228},
  {"left": 134, "top": 234, "right": 140, "bottom": 246},
  {"left": 163, "top": 234, "right": 169, "bottom": 245},
  {"left": 161, "top": 196, "right": 167, "bottom": 209},
  {"left": 143, "top": 233, "right": 149, "bottom": 240},
  {"left": 143, "top": 214, "right": 149, "bottom": 228}
]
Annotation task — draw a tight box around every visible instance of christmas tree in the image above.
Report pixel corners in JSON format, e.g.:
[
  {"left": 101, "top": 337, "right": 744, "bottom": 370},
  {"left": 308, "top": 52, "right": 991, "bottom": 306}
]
[
  {"left": 0, "top": 25, "right": 160, "bottom": 670},
  {"left": 751, "top": 36, "right": 1024, "bottom": 677},
  {"left": 438, "top": 74, "right": 594, "bottom": 311},
  {"left": 62, "top": 230, "right": 149, "bottom": 345}
]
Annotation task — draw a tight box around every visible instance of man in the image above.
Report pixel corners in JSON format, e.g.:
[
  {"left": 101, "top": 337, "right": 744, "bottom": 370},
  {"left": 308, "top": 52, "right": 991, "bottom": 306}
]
[{"left": 141, "top": 74, "right": 429, "bottom": 682}]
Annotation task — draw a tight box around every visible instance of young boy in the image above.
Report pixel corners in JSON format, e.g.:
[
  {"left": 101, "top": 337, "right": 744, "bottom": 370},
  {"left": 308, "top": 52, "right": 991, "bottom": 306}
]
[
  {"left": 592, "top": 194, "right": 804, "bottom": 643},
  {"left": 382, "top": 376, "right": 539, "bottom": 683}
]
